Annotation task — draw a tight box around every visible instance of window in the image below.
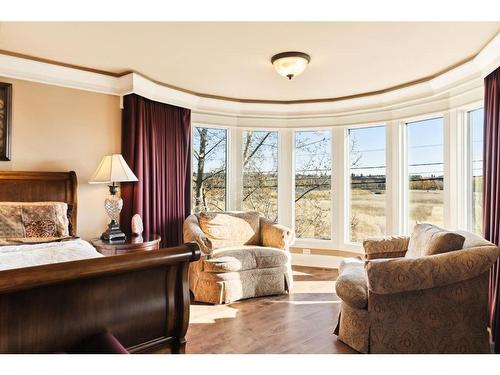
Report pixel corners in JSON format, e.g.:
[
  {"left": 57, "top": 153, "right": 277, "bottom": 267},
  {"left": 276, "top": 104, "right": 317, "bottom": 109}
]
[
  {"left": 407, "top": 117, "right": 444, "bottom": 231},
  {"left": 242, "top": 130, "right": 279, "bottom": 221},
  {"left": 294, "top": 130, "right": 332, "bottom": 239},
  {"left": 469, "top": 108, "right": 484, "bottom": 235},
  {"left": 348, "top": 126, "right": 386, "bottom": 243},
  {"left": 192, "top": 127, "right": 227, "bottom": 213}
]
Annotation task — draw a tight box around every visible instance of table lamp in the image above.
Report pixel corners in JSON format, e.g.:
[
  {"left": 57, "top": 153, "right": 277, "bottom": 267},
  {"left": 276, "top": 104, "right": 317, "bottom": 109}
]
[{"left": 89, "top": 154, "right": 138, "bottom": 242}]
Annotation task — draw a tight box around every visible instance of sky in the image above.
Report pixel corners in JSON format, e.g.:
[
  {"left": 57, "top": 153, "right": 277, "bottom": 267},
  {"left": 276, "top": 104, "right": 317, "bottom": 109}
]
[
  {"left": 349, "top": 125, "right": 385, "bottom": 176},
  {"left": 407, "top": 117, "right": 444, "bottom": 177}
]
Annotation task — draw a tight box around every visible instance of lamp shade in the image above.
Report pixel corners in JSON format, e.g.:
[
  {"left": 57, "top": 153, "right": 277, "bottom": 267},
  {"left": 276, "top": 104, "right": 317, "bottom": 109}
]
[{"left": 89, "top": 154, "right": 138, "bottom": 184}]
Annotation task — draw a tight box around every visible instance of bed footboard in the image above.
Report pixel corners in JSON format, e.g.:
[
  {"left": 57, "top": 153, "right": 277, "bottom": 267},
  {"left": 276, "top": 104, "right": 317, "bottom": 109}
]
[{"left": 0, "top": 242, "right": 200, "bottom": 354}]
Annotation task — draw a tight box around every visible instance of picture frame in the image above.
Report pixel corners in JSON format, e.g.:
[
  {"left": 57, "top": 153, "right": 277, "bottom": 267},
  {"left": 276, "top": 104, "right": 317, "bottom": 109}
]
[{"left": 0, "top": 82, "right": 12, "bottom": 161}]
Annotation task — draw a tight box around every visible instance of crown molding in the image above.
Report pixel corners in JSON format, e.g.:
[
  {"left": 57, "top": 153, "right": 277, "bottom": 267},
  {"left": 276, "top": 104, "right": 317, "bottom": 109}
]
[
  {"left": 0, "top": 53, "right": 131, "bottom": 95},
  {"left": 0, "top": 32, "right": 498, "bottom": 120}
]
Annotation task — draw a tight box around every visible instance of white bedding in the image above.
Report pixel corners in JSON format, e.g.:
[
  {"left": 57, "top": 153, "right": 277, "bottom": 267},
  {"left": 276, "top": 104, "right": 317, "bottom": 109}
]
[{"left": 0, "top": 239, "right": 103, "bottom": 271}]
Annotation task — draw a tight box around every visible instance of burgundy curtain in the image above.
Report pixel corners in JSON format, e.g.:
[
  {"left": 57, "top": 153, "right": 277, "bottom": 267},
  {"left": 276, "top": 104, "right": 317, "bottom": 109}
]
[
  {"left": 484, "top": 67, "right": 500, "bottom": 353},
  {"left": 120, "top": 94, "right": 191, "bottom": 247}
]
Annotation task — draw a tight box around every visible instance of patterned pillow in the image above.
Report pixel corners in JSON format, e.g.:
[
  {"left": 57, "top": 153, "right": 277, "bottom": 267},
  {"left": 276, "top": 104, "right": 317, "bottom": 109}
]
[
  {"left": 406, "top": 223, "right": 465, "bottom": 258},
  {"left": 0, "top": 205, "right": 24, "bottom": 238},
  {"left": 0, "top": 202, "right": 69, "bottom": 239},
  {"left": 197, "top": 211, "right": 261, "bottom": 249}
]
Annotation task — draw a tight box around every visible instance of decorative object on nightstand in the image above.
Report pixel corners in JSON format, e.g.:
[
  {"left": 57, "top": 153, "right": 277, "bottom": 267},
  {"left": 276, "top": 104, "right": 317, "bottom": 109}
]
[
  {"left": 91, "top": 234, "right": 161, "bottom": 256},
  {"left": 131, "top": 214, "right": 144, "bottom": 238},
  {"left": 89, "top": 154, "right": 138, "bottom": 242}
]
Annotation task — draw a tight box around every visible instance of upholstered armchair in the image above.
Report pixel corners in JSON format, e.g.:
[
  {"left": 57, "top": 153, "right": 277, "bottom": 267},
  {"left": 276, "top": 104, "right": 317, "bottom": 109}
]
[
  {"left": 184, "top": 211, "right": 295, "bottom": 304},
  {"left": 335, "top": 224, "right": 500, "bottom": 353}
]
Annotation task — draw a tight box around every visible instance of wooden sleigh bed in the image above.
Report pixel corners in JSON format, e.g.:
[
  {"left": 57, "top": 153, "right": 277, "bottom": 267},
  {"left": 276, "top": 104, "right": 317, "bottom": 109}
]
[{"left": 0, "top": 171, "right": 200, "bottom": 354}]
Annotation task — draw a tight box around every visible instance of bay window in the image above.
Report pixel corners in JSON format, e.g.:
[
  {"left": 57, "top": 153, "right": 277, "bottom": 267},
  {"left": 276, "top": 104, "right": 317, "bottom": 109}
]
[{"left": 191, "top": 105, "right": 481, "bottom": 251}]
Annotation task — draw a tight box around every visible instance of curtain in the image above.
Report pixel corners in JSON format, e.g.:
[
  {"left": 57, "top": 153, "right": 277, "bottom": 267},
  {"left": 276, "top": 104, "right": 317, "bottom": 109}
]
[
  {"left": 120, "top": 94, "right": 191, "bottom": 247},
  {"left": 484, "top": 67, "right": 500, "bottom": 353}
]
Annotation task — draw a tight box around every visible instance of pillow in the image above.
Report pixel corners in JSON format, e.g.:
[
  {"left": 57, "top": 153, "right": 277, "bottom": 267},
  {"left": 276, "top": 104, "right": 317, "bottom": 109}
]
[
  {"left": 197, "top": 211, "right": 261, "bottom": 249},
  {"left": 0, "top": 202, "right": 69, "bottom": 240},
  {"left": 406, "top": 223, "right": 465, "bottom": 258}
]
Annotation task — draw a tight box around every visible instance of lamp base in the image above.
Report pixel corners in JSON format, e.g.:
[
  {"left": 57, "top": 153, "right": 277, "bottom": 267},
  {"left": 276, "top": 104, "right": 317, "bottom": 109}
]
[{"left": 101, "top": 221, "right": 126, "bottom": 242}]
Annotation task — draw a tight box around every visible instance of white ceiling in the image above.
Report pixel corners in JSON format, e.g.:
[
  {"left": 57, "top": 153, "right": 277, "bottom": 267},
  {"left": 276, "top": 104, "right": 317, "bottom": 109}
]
[{"left": 0, "top": 22, "right": 498, "bottom": 102}]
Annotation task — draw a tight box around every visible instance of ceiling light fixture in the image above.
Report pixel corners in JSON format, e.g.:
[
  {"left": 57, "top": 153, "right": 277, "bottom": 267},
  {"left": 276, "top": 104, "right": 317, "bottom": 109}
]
[{"left": 271, "top": 51, "right": 311, "bottom": 80}]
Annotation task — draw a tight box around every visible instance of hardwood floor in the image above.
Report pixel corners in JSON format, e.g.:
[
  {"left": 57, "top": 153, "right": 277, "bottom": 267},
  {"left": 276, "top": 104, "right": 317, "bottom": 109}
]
[{"left": 185, "top": 265, "right": 356, "bottom": 354}]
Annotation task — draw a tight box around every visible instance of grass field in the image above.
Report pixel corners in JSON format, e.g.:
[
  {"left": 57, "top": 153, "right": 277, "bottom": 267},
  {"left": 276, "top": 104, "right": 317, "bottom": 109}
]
[
  {"left": 296, "top": 189, "right": 445, "bottom": 242},
  {"left": 351, "top": 189, "right": 444, "bottom": 242},
  {"left": 350, "top": 189, "right": 386, "bottom": 242}
]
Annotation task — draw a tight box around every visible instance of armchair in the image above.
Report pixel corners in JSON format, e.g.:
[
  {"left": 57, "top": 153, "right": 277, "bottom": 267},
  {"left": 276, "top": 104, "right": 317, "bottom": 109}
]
[
  {"left": 335, "top": 224, "right": 500, "bottom": 353},
  {"left": 184, "top": 211, "right": 294, "bottom": 304}
]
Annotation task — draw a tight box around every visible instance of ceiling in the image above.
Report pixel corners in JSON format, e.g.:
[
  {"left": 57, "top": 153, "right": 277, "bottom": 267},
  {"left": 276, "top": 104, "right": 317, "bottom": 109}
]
[{"left": 0, "top": 22, "right": 498, "bottom": 102}]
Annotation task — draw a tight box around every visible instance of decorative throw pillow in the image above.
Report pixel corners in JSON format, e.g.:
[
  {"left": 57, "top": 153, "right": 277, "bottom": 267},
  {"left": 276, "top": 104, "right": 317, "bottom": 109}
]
[
  {"left": 0, "top": 202, "right": 69, "bottom": 239},
  {"left": 406, "top": 223, "right": 465, "bottom": 258},
  {"left": 24, "top": 220, "right": 58, "bottom": 237},
  {"left": 0, "top": 205, "right": 24, "bottom": 238},
  {"left": 197, "top": 211, "right": 261, "bottom": 249}
]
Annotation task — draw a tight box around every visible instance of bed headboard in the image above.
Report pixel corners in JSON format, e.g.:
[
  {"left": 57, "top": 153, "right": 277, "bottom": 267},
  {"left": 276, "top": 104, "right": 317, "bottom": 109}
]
[{"left": 0, "top": 171, "right": 78, "bottom": 235}]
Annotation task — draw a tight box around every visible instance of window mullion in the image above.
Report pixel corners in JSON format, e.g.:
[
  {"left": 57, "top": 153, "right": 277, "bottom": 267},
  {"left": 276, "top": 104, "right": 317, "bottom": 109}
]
[
  {"left": 229, "top": 127, "right": 243, "bottom": 211},
  {"left": 278, "top": 129, "right": 294, "bottom": 229},
  {"left": 332, "top": 127, "right": 345, "bottom": 248}
]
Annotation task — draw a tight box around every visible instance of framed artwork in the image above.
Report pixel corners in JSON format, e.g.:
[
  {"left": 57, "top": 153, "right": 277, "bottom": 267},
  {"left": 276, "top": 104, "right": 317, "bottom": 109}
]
[{"left": 0, "top": 83, "right": 12, "bottom": 161}]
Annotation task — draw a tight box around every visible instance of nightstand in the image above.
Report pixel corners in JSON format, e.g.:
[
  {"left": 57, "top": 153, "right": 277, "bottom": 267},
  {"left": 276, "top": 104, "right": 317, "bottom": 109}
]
[{"left": 91, "top": 234, "right": 161, "bottom": 256}]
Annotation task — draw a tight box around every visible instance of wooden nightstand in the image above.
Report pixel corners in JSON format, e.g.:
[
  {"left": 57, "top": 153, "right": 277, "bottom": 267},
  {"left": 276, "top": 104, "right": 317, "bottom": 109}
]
[{"left": 91, "top": 234, "right": 161, "bottom": 256}]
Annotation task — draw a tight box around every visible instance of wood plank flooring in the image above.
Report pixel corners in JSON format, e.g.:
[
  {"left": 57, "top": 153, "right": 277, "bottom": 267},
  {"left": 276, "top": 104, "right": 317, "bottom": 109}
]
[{"left": 185, "top": 265, "right": 356, "bottom": 354}]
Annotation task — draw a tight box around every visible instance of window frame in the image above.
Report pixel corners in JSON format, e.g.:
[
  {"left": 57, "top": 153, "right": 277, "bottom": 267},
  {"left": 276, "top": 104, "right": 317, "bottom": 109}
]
[{"left": 463, "top": 103, "right": 485, "bottom": 234}]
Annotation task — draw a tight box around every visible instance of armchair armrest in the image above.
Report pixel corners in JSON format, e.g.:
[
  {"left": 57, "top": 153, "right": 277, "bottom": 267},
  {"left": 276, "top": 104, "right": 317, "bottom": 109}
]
[
  {"left": 183, "top": 214, "right": 211, "bottom": 255},
  {"left": 260, "top": 217, "right": 295, "bottom": 250},
  {"left": 366, "top": 245, "right": 499, "bottom": 294},
  {"left": 363, "top": 235, "right": 409, "bottom": 260}
]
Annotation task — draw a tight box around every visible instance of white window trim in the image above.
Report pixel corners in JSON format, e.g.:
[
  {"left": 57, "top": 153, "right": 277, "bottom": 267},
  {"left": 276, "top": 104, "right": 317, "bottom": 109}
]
[
  {"left": 278, "top": 129, "right": 294, "bottom": 229},
  {"left": 459, "top": 101, "right": 484, "bottom": 233},
  {"left": 227, "top": 127, "right": 242, "bottom": 211}
]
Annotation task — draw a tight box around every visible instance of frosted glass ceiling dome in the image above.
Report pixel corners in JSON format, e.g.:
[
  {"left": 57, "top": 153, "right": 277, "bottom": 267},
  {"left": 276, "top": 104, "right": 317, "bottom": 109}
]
[{"left": 271, "top": 51, "right": 311, "bottom": 80}]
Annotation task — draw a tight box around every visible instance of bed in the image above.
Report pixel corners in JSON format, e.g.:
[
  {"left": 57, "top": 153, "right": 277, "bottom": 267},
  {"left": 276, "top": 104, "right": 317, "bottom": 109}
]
[{"left": 0, "top": 170, "right": 200, "bottom": 353}]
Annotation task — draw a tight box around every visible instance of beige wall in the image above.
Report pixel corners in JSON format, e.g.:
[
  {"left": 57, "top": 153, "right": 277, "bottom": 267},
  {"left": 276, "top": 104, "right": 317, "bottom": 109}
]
[{"left": 0, "top": 77, "right": 121, "bottom": 240}]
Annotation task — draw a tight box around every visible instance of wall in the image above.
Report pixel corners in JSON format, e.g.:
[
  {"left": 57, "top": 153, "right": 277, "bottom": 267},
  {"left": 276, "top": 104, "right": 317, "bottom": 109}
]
[{"left": 0, "top": 77, "right": 121, "bottom": 240}]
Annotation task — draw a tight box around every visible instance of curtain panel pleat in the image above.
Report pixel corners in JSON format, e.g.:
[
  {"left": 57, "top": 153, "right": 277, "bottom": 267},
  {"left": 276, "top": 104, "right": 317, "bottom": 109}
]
[
  {"left": 484, "top": 67, "right": 500, "bottom": 353},
  {"left": 120, "top": 94, "right": 191, "bottom": 247}
]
